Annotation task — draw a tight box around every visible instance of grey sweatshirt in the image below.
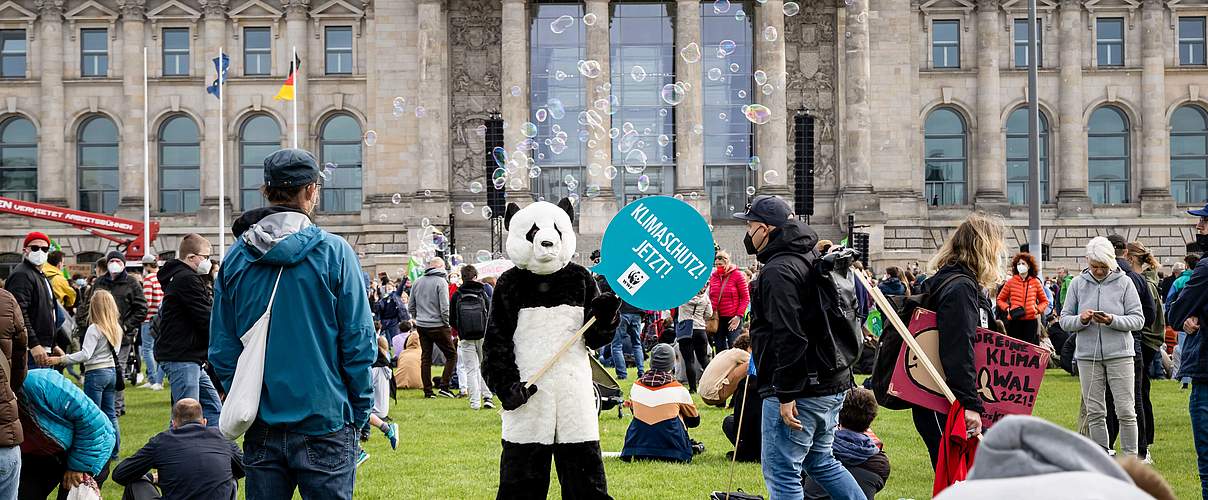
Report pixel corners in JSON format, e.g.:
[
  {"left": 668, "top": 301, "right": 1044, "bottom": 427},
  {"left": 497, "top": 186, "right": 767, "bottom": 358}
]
[
  {"left": 935, "top": 415, "right": 1151, "bottom": 499},
  {"left": 408, "top": 268, "right": 450, "bottom": 328},
  {"left": 61, "top": 324, "right": 117, "bottom": 372},
  {"left": 1059, "top": 269, "right": 1144, "bottom": 361}
]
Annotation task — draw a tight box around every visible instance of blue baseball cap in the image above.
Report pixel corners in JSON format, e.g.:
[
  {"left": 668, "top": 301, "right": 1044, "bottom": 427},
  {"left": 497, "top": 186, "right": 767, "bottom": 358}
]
[
  {"left": 1189, "top": 202, "right": 1208, "bottom": 218},
  {"left": 733, "top": 195, "right": 793, "bottom": 227},
  {"left": 263, "top": 148, "right": 320, "bottom": 188}
]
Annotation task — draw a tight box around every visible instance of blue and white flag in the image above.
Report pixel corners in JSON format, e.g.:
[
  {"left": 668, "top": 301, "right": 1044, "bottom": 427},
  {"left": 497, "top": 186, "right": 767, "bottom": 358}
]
[{"left": 206, "top": 53, "right": 230, "bottom": 98}]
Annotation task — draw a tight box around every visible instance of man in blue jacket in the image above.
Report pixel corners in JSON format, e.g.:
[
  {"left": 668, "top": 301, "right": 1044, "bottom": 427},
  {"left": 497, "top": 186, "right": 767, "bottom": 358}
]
[
  {"left": 1165, "top": 201, "right": 1208, "bottom": 500},
  {"left": 209, "top": 148, "right": 375, "bottom": 500}
]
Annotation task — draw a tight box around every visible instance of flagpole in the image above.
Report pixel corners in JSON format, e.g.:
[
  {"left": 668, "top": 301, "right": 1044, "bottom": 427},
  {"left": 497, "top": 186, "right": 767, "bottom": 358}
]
[
  {"left": 217, "top": 46, "right": 226, "bottom": 258},
  {"left": 292, "top": 46, "right": 298, "bottom": 148},
  {"left": 143, "top": 47, "right": 151, "bottom": 258}
]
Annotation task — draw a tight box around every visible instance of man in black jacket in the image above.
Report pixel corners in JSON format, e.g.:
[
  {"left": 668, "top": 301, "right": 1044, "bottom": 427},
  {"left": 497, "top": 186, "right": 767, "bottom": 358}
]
[
  {"left": 4, "top": 231, "right": 55, "bottom": 367},
  {"left": 450, "top": 264, "right": 495, "bottom": 410},
  {"left": 76, "top": 250, "right": 147, "bottom": 415},
  {"left": 155, "top": 233, "right": 222, "bottom": 426},
  {"left": 113, "top": 398, "right": 244, "bottom": 500},
  {"left": 736, "top": 195, "right": 864, "bottom": 500},
  {"left": 1105, "top": 234, "right": 1154, "bottom": 461}
]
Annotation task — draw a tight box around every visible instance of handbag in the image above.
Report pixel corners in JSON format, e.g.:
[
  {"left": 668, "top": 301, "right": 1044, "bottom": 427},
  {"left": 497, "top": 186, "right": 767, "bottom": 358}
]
[
  {"left": 218, "top": 268, "right": 284, "bottom": 440},
  {"left": 1007, "top": 278, "right": 1028, "bottom": 320},
  {"left": 706, "top": 273, "right": 731, "bottom": 335},
  {"left": 105, "top": 337, "right": 125, "bottom": 391}
]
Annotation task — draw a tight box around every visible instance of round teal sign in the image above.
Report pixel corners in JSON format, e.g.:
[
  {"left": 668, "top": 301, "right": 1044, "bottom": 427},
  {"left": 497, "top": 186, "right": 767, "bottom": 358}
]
[{"left": 592, "top": 196, "right": 716, "bottom": 311}]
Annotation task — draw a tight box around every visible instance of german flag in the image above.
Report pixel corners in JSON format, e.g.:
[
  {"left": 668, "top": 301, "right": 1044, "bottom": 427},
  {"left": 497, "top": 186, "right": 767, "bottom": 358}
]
[{"left": 273, "top": 54, "right": 301, "bottom": 101}]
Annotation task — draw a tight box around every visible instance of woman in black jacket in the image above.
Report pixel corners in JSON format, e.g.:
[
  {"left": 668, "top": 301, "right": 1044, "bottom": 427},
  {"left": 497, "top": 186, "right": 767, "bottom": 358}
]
[{"left": 914, "top": 213, "right": 1007, "bottom": 468}]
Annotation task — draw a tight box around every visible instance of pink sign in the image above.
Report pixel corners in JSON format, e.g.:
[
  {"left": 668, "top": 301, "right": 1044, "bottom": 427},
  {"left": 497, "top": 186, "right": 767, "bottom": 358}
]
[{"left": 889, "top": 308, "right": 1050, "bottom": 427}]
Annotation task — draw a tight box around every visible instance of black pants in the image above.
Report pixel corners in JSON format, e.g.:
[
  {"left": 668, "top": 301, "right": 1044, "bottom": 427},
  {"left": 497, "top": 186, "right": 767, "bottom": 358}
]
[
  {"left": 912, "top": 406, "right": 945, "bottom": 469},
  {"left": 1108, "top": 342, "right": 1148, "bottom": 457},
  {"left": 18, "top": 454, "right": 110, "bottom": 500},
  {"left": 417, "top": 325, "right": 456, "bottom": 395},
  {"left": 677, "top": 330, "right": 710, "bottom": 393},
  {"left": 1005, "top": 318, "right": 1039, "bottom": 345},
  {"left": 1142, "top": 345, "right": 1157, "bottom": 446},
  {"left": 498, "top": 440, "right": 611, "bottom": 500}
]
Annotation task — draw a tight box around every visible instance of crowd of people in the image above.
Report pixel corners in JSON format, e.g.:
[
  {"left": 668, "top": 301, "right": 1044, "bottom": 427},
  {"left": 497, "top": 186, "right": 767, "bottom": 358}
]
[{"left": 0, "top": 146, "right": 1202, "bottom": 499}]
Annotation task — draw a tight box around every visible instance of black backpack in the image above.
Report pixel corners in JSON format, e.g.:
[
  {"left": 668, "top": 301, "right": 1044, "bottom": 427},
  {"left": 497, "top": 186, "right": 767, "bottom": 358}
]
[
  {"left": 785, "top": 252, "right": 863, "bottom": 376},
  {"left": 868, "top": 272, "right": 973, "bottom": 410},
  {"left": 455, "top": 291, "right": 489, "bottom": 340}
]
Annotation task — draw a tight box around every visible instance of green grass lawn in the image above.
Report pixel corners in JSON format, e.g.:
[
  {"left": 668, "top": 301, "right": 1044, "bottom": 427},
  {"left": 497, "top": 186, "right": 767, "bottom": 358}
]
[{"left": 97, "top": 369, "right": 1199, "bottom": 499}]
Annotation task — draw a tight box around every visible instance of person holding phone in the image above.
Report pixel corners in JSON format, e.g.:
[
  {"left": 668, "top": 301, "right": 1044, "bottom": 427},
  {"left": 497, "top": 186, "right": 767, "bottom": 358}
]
[
  {"left": 996, "top": 252, "right": 1049, "bottom": 345},
  {"left": 1058, "top": 236, "right": 1145, "bottom": 457}
]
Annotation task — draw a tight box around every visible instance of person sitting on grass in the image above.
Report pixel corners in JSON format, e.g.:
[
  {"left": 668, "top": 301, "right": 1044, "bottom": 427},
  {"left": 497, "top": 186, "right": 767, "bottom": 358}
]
[
  {"left": 716, "top": 334, "right": 761, "bottom": 463},
  {"left": 803, "top": 388, "right": 890, "bottom": 500},
  {"left": 620, "top": 343, "right": 704, "bottom": 463}
]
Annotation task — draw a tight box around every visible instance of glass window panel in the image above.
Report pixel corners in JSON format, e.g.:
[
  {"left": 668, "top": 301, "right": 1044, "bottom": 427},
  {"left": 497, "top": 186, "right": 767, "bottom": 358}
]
[
  {"left": 1, "top": 147, "right": 36, "bottom": 167},
  {"left": 1172, "top": 106, "right": 1208, "bottom": 202},
  {"left": 160, "top": 191, "right": 180, "bottom": 212},
  {"left": 0, "top": 30, "right": 25, "bottom": 78},
  {"left": 325, "top": 27, "right": 353, "bottom": 75},
  {"left": 319, "top": 114, "right": 361, "bottom": 213},
  {"left": 1096, "top": 19, "right": 1124, "bottom": 66},
  {"left": 933, "top": 20, "right": 959, "bottom": 41},
  {"left": 923, "top": 107, "right": 967, "bottom": 205},
  {"left": 183, "top": 191, "right": 200, "bottom": 212},
  {"left": 79, "top": 146, "right": 118, "bottom": 167},
  {"left": 160, "top": 116, "right": 199, "bottom": 143},
  {"left": 1098, "top": 18, "right": 1123, "bottom": 39},
  {"left": 0, "top": 118, "right": 34, "bottom": 144},
  {"left": 932, "top": 20, "right": 960, "bottom": 68},
  {"left": 80, "top": 117, "right": 117, "bottom": 143},
  {"left": 159, "top": 145, "right": 199, "bottom": 166},
  {"left": 321, "top": 115, "right": 361, "bottom": 141},
  {"left": 162, "top": 28, "right": 189, "bottom": 76},
  {"left": 161, "top": 169, "right": 198, "bottom": 189},
  {"left": 1014, "top": 19, "right": 1042, "bottom": 67},
  {"left": 241, "top": 115, "right": 280, "bottom": 143},
  {"left": 1173, "top": 135, "right": 1208, "bottom": 157},
  {"left": 1089, "top": 107, "right": 1127, "bottom": 132},
  {"left": 240, "top": 115, "right": 281, "bottom": 210},
  {"left": 1, "top": 57, "right": 24, "bottom": 78},
  {"left": 1, "top": 170, "right": 36, "bottom": 190},
  {"left": 81, "top": 29, "right": 108, "bottom": 76},
  {"left": 610, "top": 2, "right": 675, "bottom": 207},
  {"left": 1089, "top": 136, "right": 1128, "bottom": 157},
  {"left": 1090, "top": 159, "right": 1128, "bottom": 179},
  {"left": 244, "top": 27, "right": 271, "bottom": 76},
  {"left": 702, "top": 1, "right": 752, "bottom": 169},
  {"left": 924, "top": 108, "right": 964, "bottom": 134},
  {"left": 79, "top": 169, "right": 118, "bottom": 188},
  {"left": 1173, "top": 158, "right": 1206, "bottom": 179},
  {"left": 241, "top": 167, "right": 263, "bottom": 186},
  {"left": 1173, "top": 106, "right": 1208, "bottom": 132}
]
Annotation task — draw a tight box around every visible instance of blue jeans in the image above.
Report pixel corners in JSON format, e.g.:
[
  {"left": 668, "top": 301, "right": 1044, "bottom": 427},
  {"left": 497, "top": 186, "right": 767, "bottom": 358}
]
[
  {"left": 83, "top": 368, "right": 119, "bottom": 459},
  {"left": 611, "top": 313, "right": 644, "bottom": 379},
  {"left": 1191, "top": 383, "right": 1208, "bottom": 499},
  {"left": 244, "top": 422, "right": 358, "bottom": 500},
  {"left": 761, "top": 394, "right": 866, "bottom": 500},
  {"left": 139, "top": 322, "right": 162, "bottom": 385},
  {"left": 161, "top": 361, "right": 222, "bottom": 426},
  {"left": 0, "top": 444, "right": 19, "bottom": 500}
]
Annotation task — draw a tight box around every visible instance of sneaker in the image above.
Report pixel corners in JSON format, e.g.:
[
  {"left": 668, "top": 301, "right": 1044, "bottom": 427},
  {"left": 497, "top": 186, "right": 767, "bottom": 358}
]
[
  {"left": 1142, "top": 452, "right": 1154, "bottom": 465},
  {"left": 1107, "top": 449, "right": 1117, "bottom": 457},
  {"left": 136, "top": 373, "right": 145, "bottom": 385},
  {"left": 137, "top": 383, "right": 154, "bottom": 389},
  {"left": 424, "top": 393, "right": 436, "bottom": 399},
  {"left": 384, "top": 423, "right": 399, "bottom": 450},
  {"left": 356, "top": 450, "right": 369, "bottom": 467},
  {"left": 438, "top": 389, "right": 456, "bottom": 399},
  {"left": 690, "top": 439, "right": 706, "bottom": 456},
  {"left": 149, "top": 383, "right": 163, "bottom": 391},
  {"left": 359, "top": 427, "right": 371, "bottom": 443},
  {"left": 483, "top": 398, "right": 496, "bottom": 410}
]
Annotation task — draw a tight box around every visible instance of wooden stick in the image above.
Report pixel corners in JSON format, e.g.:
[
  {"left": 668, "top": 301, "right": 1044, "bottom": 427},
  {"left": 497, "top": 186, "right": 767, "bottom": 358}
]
[
  {"left": 525, "top": 316, "right": 597, "bottom": 389},
  {"left": 853, "top": 271, "right": 957, "bottom": 404}
]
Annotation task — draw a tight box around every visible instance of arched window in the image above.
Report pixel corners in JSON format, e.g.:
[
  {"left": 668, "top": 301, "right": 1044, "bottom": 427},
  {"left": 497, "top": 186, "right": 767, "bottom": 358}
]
[
  {"left": 1088, "top": 106, "right": 1130, "bottom": 204},
  {"left": 1005, "top": 108, "right": 1050, "bottom": 204},
  {"left": 239, "top": 114, "right": 281, "bottom": 211},
  {"left": 318, "top": 114, "right": 362, "bottom": 213},
  {"left": 0, "top": 116, "right": 36, "bottom": 201},
  {"left": 1171, "top": 105, "right": 1208, "bottom": 204},
  {"left": 924, "top": 107, "right": 967, "bottom": 206},
  {"left": 158, "top": 115, "right": 200, "bottom": 213},
  {"left": 77, "top": 116, "right": 119, "bottom": 213}
]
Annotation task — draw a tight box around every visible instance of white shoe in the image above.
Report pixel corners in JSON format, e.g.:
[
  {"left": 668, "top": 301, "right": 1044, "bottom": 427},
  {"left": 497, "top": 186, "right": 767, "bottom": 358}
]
[
  {"left": 136, "top": 373, "right": 145, "bottom": 384},
  {"left": 1107, "top": 449, "right": 1117, "bottom": 457},
  {"left": 149, "top": 383, "right": 163, "bottom": 391},
  {"left": 137, "top": 383, "right": 153, "bottom": 389},
  {"left": 1142, "top": 452, "right": 1154, "bottom": 465}
]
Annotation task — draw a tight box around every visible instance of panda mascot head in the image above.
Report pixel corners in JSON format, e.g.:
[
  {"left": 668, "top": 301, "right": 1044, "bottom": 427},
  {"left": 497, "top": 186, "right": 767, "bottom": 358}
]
[{"left": 504, "top": 198, "right": 576, "bottom": 275}]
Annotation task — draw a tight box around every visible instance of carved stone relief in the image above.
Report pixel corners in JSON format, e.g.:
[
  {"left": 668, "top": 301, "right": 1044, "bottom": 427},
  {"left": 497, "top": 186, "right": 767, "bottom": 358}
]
[
  {"left": 448, "top": 0, "right": 501, "bottom": 194},
  {"left": 785, "top": 2, "right": 840, "bottom": 191}
]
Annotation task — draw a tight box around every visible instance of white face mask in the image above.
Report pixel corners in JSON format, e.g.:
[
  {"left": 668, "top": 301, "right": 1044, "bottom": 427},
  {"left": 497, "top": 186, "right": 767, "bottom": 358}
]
[
  {"left": 196, "top": 258, "right": 213, "bottom": 275},
  {"left": 107, "top": 262, "right": 124, "bottom": 275},
  {"left": 1016, "top": 263, "right": 1028, "bottom": 275},
  {"left": 26, "top": 250, "right": 47, "bottom": 267}
]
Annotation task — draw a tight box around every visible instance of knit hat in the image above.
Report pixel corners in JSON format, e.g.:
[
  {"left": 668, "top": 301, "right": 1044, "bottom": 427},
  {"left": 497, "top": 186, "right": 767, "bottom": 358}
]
[
  {"left": 650, "top": 343, "right": 675, "bottom": 372},
  {"left": 1086, "top": 237, "right": 1119, "bottom": 271},
  {"left": 105, "top": 251, "right": 125, "bottom": 263},
  {"left": 22, "top": 231, "right": 49, "bottom": 248}
]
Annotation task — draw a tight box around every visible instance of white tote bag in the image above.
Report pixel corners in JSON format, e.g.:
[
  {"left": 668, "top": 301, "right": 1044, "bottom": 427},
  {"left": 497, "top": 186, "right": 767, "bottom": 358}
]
[{"left": 219, "top": 269, "right": 284, "bottom": 440}]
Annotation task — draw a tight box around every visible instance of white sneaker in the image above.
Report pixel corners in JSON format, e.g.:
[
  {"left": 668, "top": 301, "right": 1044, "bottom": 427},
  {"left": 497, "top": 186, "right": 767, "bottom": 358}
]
[
  {"left": 149, "top": 383, "right": 163, "bottom": 391},
  {"left": 1107, "top": 449, "right": 1117, "bottom": 457},
  {"left": 1142, "top": 452, "right": 1154, "bottom": 465},
  {"left": 137, "top": 383, "right": 153, "bottom": 389},
  {"left": 136, "top": 373, "right": 145, "bottom": 384}
]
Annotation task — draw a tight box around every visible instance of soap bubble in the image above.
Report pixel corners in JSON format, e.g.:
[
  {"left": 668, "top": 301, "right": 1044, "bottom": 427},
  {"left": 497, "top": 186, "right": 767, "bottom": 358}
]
[
  {"left": 735, "top": 10, "right": 746, "bottom": 21},
  {"left": 548, "top": 98, "right": 566, "bottom": 119},
  {"left": 583, "top": 12, "right": 597, "bottom": 26},
  {"left": 563, "top": 174, "right": 576, "bottom": 186},
  {"left": 378, "top": 213, "right": 388, "bottom": 222},
  {"left": 550, "top": 15, "right": 575, "bottom": 34},
  {"left": 689, "top": 191, "right": 700, "bottom": 201},
  {"left": 393, "top": 96, "right": 405, "bottom": 108},
  {"left": 637, "top": 175, "right": 651, "bottom": 192},
  {"left": 535, "top": 109, "right": 548, "bottom": 123},
  {"left": 460, "top": 202, "right": 475, "bottom": 215},
  {"left": 783, "top": 2, "right": 800, "bottom": 16},
  {"left": 746, "top": 186, "right": 756, "bottom": 196},
  {"left": 423, "top": 189, "right": 432, "bottom": 198},
  {"left": 415, "top": 106, "right": 427, "bottom": 117},
  {"left": 718, "top": 40, "right": 737, "bottom": 56},
  {"left": 528, "top": 166, "right": 542, "bottom": 178},
  {"left": 719, "top": 112, "right": 728, "bottom": 121},
  {"left": 469, "top": 181, "right": 483, "bottom": 194},
  {"left": 421, "top": 217, "right": 431, "bottom": 228},
  {"left": 604, "top": 165, "right": 619, "bottom": 180},
  {"left": 708, "top": 67, "right": 723, "bottom": 81},
  {"left": 737, "top": 89, "right": 747, "bottom": 98},
  {"left": 568, "top": 193, "right": 580, "bottom": 205},
  {"left": 657, "top": 134, "right": 671, "bottom": 147},
  {"left": 660, "top": 83, "right": 686, "bottom": 106},
  {"left": 713, "top": 0, "right": 731, "bottom": 14},
  {"left": 693, "top": 124, "right": 704, "bottom": 135},
  {"left": 763, "top": 170, "right": 780, "bottom": 183},
  {"left": 674, "top": 193, "right": 685, "bottom": 201},
  {"left": 730, "top": 62, "right": 740, "bottom": 73},
  {"left": 754, "top": 70, "right": 768, "bottom": 85},
  {"left": 508, "top": 176, "right": 526, "bottom": 191},
  {"left": 763, "top": 26, "right": 778, "bottom": 42},
  {"left": 743, "top": 104, "right": 772, "bottom": 125},
  {"left": 631, "top": 65, "right": 647, "bottom": 82},
  {"left": 659, "top": 108, "right": 669, "bottom": 117},
  {"left": 521, "top": 122, "right": 538, "bottom": 138},
  {"left": 585, "top": 184, "right": 601, "bottom": 197},
  {"left": 680, "top": 42, "right": 701, "bottom": 63},
  {"left": 577, "top": 59, "right": 602, "bottom": 78},
  {"left": 481, "top": 206, "right": 493, "bottom": 219},
  {"left": 762, "top": 84, "right": 774, "bottom": 95},
  {"left": 391, "top": 193, "right": 402, "bottom": 204},
  {"left": 510, "top": 86, "right": 522, "bottom": 96},
  {"left": 492, "top": 147, "right": 507, "bottom": 168},
  {"left": 748, "top": 155, "right": 761, "bottom": 171},
  {"left": 492, "top": 175, "right": 507, "bottom": 190},
  {"left": 623, "top": 150, "right": 648, "bottom": 174},
  {"left": 588, "top": 163, "right": 602, "bottom": 176},
  {"left": 476, "top": 249, "right": 492, "bottom": 262},
  {"left": 555, "top": 70, "right": 568, "bottom": 81},
  {"left": 363, "top": 130, "right": 378, "bottom": 146}
]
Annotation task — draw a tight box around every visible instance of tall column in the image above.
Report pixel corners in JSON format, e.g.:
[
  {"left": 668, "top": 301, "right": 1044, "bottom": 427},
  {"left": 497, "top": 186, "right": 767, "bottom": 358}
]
[
  {"left": 838, "top": 0, "right": 876, "bottom": 213},
  {"left": 581, "top": 0, "right": 616, "bottom": 235},
  {"left": 755, "top": 0, "right": 789, "bottom": 198},
  {"left": 116, "top": 0, "right": 147, "bottom": 215},
  {"left": 199, "top": 0, "right": 228, "bottom": 216},
  {"left": 284, "top": 1, "right": 310, "bottom": 150},
  {"left": 500, "top": 0, "right": 531, "bottom": 206},
  {"left": 1139, "top": 0, "right": 1173, "bottom": 214},
  {"left": 35, "top": 0, "right": 66, "bottom": 206},
  {"left": 416, "top": 0, "right": 450, "bottom": 206},
  {"left": 1057, "top": 0, "right": 1090, "bottom": 215},
  {"left": 675, "top": 0, "right": 706, "bottom": 215},
  {"left": 974, "top": 0, "right": 1006, "bottom": 210}
]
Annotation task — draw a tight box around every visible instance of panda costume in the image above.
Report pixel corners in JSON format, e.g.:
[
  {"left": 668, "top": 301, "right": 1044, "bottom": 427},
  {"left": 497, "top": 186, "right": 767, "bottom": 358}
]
[{"left": 483, "top": 199, "right": 621, "bottom": 499}]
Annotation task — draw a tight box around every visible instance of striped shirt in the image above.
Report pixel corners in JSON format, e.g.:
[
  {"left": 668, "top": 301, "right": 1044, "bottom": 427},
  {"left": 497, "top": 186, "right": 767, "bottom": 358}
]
[{"left": 143, "top": 273, "right": 163, "bottom": 321}]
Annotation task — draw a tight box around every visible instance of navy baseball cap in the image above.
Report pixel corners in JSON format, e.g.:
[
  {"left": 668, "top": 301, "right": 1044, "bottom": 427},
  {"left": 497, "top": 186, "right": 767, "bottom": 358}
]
[
  {"left": 733, "top": 195, "right": 793, "bottom": 227},
  {"left": 263, "top": 148, "right": 320, "bottom": 188},
  {"left": 1189, "top": 202, "right": 1208, "bottom": 217}
]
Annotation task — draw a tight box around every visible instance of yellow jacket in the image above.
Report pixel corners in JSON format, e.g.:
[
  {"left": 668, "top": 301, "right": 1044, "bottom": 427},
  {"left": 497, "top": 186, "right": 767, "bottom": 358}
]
[{"left": 41, "top": 263, "right": 76, "bottom": 308}]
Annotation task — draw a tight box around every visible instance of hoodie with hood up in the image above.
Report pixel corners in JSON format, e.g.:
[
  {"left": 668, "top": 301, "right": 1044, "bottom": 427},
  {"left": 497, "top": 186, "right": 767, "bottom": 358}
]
[{"left": 209, "top": 207, "right": 376, "bottom": 436}]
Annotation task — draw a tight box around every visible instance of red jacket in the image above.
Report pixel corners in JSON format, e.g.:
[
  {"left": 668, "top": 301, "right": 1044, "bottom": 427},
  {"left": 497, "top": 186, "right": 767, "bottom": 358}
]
[
  {"left": 996, "top": 274, "right": 1048, "bottom": 321},
  {"left": 708, "top": 266, "right": 749, "bottom": 318}
]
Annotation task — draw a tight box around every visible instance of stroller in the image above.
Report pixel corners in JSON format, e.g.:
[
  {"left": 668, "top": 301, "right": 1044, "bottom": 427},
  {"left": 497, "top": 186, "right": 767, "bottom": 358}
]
[{"left": 589, "top": 355, "right": 624, "bottom": 418}]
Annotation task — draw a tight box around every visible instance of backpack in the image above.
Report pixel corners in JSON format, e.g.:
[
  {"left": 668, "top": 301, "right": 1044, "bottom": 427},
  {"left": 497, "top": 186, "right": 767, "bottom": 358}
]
[
  {"left": 868, "top": 272, "right": 973, "bottom": 410},
  {"left": 378, "top": 294, "right": 402, "bottom": 322},
  {"left": 785, "top": 252, "right": 863, "bottom": 376},
  {"left": 455, "top": 291, "right": 489, "bottom": 340}
]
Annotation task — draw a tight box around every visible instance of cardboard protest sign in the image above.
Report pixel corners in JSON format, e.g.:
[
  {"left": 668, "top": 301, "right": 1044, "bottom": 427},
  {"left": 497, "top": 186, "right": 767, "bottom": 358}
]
[
  {"left": 592, "top": 196, "right": 714, "bottom": 311},
  {"left": 472, "top": 259, "right": 515, "bottom": 278},
  {"left": 889, "top": 308, "right": 1049, "bottom": 427}
]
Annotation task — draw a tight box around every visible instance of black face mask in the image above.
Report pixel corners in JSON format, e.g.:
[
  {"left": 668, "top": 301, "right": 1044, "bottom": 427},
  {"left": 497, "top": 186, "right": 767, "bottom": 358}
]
[
  {"left": 1198, "top": 233, "right": 1208, "bottom": 251},
  {"left": 743, "top": 232, "right": 758, "bottom": 255}
]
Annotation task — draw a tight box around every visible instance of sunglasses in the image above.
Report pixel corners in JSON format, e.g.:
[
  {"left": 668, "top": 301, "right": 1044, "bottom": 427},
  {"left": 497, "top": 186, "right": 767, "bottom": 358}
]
[{"left": 26, "top": 245, "right": 50, "bottom": 253}]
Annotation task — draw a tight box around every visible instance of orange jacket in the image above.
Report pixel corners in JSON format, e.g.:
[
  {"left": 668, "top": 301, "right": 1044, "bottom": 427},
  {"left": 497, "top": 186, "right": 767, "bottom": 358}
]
[{"left": 996, "top": 274, "right": 1049, "bottom": 321}]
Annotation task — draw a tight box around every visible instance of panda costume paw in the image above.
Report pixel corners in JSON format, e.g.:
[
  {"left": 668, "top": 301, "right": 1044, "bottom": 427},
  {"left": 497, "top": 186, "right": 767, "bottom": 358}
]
[{"left": 481, "top": 198, "right": 614, "bottom": 500}]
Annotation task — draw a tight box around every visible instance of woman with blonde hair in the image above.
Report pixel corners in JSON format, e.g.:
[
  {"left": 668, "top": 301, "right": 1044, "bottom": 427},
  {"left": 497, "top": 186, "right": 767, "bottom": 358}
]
[
  {"left": 1121, "top": 241, "right": 1164, "bottom": 461},
  {"left": 914, "top": 213, "right": 1007, "bottom": 468},
  {"left": 51, "top": 289, "right": 123, "bottom": 459}
]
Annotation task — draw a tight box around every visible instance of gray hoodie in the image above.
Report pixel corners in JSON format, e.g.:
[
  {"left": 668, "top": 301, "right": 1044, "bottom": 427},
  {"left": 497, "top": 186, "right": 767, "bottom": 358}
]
[
  {"left": 408, "top": 267, "right": 450, "bottom": 328},
  {"left": 1058, "top": 268, "right": 1144, "bottom": 361},
  {"left": 935, "top": 416, "right": 1151, "bottom": 499}
]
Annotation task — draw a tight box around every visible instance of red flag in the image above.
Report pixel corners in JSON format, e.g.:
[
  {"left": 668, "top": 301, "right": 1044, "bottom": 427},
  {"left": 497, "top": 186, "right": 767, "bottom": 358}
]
[{"left": 933, "top": 400, "right": 979, "bottom": 496}]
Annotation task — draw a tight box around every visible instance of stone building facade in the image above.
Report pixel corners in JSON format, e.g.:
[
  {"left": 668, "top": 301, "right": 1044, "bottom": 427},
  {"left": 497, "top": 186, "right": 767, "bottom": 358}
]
[{"left": 0, "top": 0, "right": 1206, "bottom": 277}]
